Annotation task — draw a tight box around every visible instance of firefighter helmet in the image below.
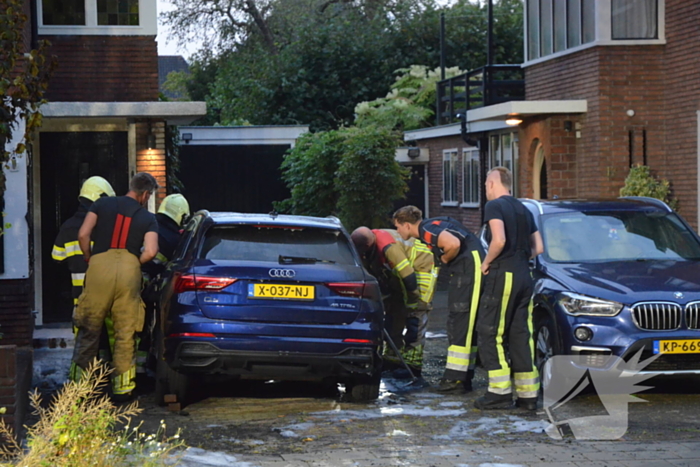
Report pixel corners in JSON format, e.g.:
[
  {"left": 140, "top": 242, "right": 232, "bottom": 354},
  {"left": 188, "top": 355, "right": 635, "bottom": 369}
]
[
  {"left": 158, "top": 194, "right": 190, "bottom": 226},
  {"left": 79, "top": 176, "right": 115, "bottom": 202}
]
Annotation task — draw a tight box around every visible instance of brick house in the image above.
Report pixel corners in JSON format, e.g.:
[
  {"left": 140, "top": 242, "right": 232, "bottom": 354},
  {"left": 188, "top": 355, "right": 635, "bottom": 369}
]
[
  {"left": 406, "top": 0, "right": 695, "bottom": 234},
  {"left": 0, "top": 0, "right": 205, "bottom": 435}
]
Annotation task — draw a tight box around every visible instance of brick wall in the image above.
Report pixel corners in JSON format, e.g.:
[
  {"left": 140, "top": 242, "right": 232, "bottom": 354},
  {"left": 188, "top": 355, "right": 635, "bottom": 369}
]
[
  {"left": 523, "top": 0, "right": 700, "bottom": 228},
  {"left": 0, "top": 345, "right": 32, "bottom": 443},
  {"left": 41, "top": 35, "right": 159, "bottom": 102},
  {"left": 415, "top": 135, "right": 483, "bottom": 234},
  {"left": 658, "top": 1, "right": 700, "bottom": 226},
  {"left": 136, "top": 120, "right": 167, "bottom": 207},
  {"left": 0, "top": 280, "right": 33, "bottom": 348}
]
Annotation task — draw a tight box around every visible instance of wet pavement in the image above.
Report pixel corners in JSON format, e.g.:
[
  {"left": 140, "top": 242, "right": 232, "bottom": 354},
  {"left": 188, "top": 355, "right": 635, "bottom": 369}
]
[{"left": 32, "top": 291, "right": 700, "bottom": 466}]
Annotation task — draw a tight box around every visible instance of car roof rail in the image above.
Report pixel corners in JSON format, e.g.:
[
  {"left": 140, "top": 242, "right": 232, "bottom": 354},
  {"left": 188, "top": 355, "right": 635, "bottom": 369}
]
[
  {"left": 519, "top": 198, "right": 544, "bottom": 215},
  {"left": 619, "top": 196, "right": 673, "bottom": 212}
]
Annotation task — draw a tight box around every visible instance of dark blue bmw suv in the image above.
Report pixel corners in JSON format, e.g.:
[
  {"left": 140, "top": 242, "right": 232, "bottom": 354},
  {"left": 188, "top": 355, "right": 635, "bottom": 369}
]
[
  {"left": 153, "top": 211, "right": 384, "bottom": 404},
  {"left": 516, "top": 197, "right": 700, "bottom": 381}
]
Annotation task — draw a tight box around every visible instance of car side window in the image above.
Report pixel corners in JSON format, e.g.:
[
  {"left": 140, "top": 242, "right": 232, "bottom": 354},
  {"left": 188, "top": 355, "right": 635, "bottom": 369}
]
[{"left": 172, "top": 215, "right": 202, "bottom": 260}]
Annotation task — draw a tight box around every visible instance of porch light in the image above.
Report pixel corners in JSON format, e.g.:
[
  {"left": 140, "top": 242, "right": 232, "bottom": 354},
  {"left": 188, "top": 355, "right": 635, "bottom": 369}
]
[
  {"left": 505, "top": 116, "right": 522, "bottom": 126},
  {"left": 147, "top": 121, "right": 156, "bottom": 149}
]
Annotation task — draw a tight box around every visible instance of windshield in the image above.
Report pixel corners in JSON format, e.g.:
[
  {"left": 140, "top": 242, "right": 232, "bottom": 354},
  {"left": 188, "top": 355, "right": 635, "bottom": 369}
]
[
  {"left": 200, "top": 225, "right": 357, "bottom": 265},
  {"left": 541, "top": 210, "right": 700, "bottom": 262}
]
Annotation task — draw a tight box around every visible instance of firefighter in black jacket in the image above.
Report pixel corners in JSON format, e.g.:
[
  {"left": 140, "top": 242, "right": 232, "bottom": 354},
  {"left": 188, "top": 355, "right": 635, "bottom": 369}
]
[
  {"left": 52, "top": 177, "right": 116, "bottom": 307},
  {"left": 474, "top": 167, "right": 543, "bottom": 411},
  {"left": 141, "top": 194, "right": 190, "bottom": 280},
  {"left": 393, "top": 206, "right": 485, "bottom": 393},
  {"left": 139, "top": 194, "right": 190, "bottom": 374}
]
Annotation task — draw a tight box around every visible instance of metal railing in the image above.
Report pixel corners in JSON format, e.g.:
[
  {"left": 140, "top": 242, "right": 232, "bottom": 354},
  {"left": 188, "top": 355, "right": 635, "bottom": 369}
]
[{"left": 435, "top": 64, "right": 525, "bottom": 126}]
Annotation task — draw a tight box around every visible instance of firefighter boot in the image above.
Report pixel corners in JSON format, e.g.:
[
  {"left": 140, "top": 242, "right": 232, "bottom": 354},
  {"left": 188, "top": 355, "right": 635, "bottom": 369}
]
[
  {"left": 474, "top": 392, "right": 514, "bottom": 410},
  {"left": 516, "top": 397, "right": 538, "bottom": 411}
]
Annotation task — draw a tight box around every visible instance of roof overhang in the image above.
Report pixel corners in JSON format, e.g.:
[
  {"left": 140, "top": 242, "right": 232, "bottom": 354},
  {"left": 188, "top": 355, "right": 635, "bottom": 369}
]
[
  {"left": 405, "top": 99, "right": 587, "bottom": 141},
  {"left": 178, "top": 125, "right": 309, "bottom": 146},
  {"left": 41, "top": 101, "right": 207, "bottom": 125}
]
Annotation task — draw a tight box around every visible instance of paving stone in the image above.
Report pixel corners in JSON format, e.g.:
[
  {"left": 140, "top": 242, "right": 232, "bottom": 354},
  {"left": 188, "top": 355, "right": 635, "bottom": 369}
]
[
  {"left": 668, "top": 460, "right": 700, "bottom": 467},
  {"left": 619, "top": 461, "right": 677, "bottom": 467},
  {"left": 583, "top": 450, "right": 681, "bottom": 462},
  {"left": 572, "top": 462, "right": 627, "bottom": 467}
]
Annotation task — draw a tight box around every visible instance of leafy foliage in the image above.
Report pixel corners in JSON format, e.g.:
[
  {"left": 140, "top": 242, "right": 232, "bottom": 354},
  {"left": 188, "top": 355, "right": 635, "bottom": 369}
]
[
  {"left": 620, "top": 165, "right": 679, "bottom": 211},
  {"left": 276, "top": 126, "right": 408, "bottom": 230},
  {"left": 354, "top": 65, "right": 465, "bottom": 131},
  {"left": 335, "top": 127, "right": 409, "bottom": 229},
  {"left": 0, "top": 0, "right": 56, "bottom": 194},
  {"left": 0, "top": 361, "right": 184, "bottom": 466},
  {"left": 170, "top": 0, "right": 524, "bottom": 131}
]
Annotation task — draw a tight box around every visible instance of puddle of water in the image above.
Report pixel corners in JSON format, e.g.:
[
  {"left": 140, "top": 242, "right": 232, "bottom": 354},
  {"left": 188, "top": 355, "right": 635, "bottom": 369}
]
[
  {"left": 175, "top": 447, "right": 258, "bottom": 467},
  {"left": 436, "top": 416, "right": 548, "bottom": 440}
]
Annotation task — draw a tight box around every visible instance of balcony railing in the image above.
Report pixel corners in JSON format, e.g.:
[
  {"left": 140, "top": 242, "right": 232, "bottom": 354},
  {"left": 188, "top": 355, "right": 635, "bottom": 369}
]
[{"left": 436, "top": 65, "right": 525, "bottom": 126}]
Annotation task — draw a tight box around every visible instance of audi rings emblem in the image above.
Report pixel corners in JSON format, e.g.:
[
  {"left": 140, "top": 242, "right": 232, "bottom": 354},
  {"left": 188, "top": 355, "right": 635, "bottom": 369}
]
[{"left": 269, "top": 268, "right": 296, "bottom": 278}]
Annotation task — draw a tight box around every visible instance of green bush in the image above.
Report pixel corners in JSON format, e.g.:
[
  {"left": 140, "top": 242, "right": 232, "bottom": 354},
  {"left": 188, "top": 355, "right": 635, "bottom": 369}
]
[
  {"left": 620, "top": 165, "right": 678, "bottom": 211},
  {"left": 275, "top": 126, "right": 408, "bottom": 230}
]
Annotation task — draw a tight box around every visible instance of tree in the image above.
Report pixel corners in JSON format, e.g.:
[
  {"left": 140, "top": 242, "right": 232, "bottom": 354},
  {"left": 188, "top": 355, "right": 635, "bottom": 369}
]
[
  {"left": 0, "top": 0, "right": 56, "bottom": 200},
  {"left": 168, "top": 0, "right": 524, "bottom": 130},
  {"left": 276, "top": 126, "right": 408, "bottom": 230},
  {"left": 354, "top": 65, "right": 466, "bottom": 131}
]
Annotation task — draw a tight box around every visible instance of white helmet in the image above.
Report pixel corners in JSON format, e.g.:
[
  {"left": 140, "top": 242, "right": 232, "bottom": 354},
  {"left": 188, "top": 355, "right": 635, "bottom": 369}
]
[
  {"left": 79, "top": 176, "right": 115, "bottom": 202},
  {"left": 158, "top": 194, "right": 190, "bottom": 226}
]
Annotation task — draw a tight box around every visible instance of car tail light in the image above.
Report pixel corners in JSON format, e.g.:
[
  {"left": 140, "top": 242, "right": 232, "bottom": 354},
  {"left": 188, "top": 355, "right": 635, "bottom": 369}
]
[
  {"left": 327, "top": 282, "right": 364, "bottom": 297},
  {"left": 174, "top": 274, "right": 237, "bottom": 293},
  {"left": 326, "top": 282, "right": 381, "bottom": 301},
  {"left": 168, "top": 332, "right": 216, "bottom": 338},
  {"left": 343, "top": 338, "right": 374, "bottom": 344}
]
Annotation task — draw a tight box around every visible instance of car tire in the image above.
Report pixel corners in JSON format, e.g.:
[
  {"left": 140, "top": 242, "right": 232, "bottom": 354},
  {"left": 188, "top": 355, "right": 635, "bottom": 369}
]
[
  {"left": 347, "top": 371, "right": 381, "bottom": 402},
  {"left": 534, "top": 312, "right": 560, "bottom": 393},
  {"left": 153, "top": 329, "right": 190, "bottom": 406}
]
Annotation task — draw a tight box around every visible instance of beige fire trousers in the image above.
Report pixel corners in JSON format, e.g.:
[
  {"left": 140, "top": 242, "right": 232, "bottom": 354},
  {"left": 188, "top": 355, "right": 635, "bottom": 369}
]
[{"left": 71, "top": 249, "right": 145, "bottom": 394}]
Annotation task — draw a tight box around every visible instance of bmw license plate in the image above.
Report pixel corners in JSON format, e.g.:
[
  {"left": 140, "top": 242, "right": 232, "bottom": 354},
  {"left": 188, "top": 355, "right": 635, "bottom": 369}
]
[
  {"left": 653, "top": 340, "right": 700, "bottom": 354},
  {"left": 248, "top": 283, "right": 314, "bottom": 300}
]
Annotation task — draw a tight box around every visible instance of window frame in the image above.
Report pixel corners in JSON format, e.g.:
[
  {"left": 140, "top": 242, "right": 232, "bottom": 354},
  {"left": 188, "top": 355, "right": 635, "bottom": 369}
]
[
  {"left": 461, "top": 148, "right": 480, "bottom": 208},
  {"left": 441, "top": 148, "right": 460, "bottom": 206},
  {"left": 524, "top": 0, "right": 665, "bottom": 66},
  {"left": 489, "top": 131, "right": 520, "bottom": 197},
  {"left": 37, "top": 0, "right": 156, "bottom": 35}
]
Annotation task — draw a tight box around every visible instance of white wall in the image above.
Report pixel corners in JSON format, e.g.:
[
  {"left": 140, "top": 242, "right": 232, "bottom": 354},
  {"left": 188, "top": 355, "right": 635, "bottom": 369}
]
[{"left": 1, "top": 119, "right": 30, "bottom": 279}]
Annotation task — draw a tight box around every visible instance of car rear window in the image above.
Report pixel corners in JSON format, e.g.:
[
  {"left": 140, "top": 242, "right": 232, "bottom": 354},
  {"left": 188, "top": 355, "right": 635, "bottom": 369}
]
[{"left": 200, "top": 225, "right": 357, "bottom": 265}]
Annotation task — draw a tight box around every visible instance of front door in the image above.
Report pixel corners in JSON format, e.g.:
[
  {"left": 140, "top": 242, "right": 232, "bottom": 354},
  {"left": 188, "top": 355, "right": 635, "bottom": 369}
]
[{"left": 40, "top": 132, "right": 129, "bottom": 323}]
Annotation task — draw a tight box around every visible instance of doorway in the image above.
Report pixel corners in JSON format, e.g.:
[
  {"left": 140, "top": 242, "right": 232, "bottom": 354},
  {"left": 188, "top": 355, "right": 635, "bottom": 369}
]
[
  {"left": 533, "top": 141, "right": 548, "bottom": 200},
  {"left": 39, "top": 132, "right": 129, "bottom": 323}
]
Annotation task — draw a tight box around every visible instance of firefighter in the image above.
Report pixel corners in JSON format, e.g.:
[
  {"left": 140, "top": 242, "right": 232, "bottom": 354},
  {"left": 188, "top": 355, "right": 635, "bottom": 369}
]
[
  {"left": 139, "top": 194, "right": 190, "bottom": 374},
  {"left": 474, "top": 167, "right": 543, "bottom": 411},
  {"left": 393, "top": 205, "right": 485, "bottom": 393},
  {"left": 141, "top": 193, "right": 190, "bottom": 280},
  {"left": 350, "top": 227, "right": 437, "bottom": 378},
  {"left": 69, "top": 172, "right": 159, "bottom": 401},
  {"left": 52, "top": 176, "right": 116, "bottom": 309}
]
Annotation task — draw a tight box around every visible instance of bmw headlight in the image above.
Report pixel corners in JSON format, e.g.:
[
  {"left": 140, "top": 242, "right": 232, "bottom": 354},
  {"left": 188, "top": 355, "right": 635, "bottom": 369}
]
[{"left": 557, "top": 292, "right": 623, "bottom": 317}]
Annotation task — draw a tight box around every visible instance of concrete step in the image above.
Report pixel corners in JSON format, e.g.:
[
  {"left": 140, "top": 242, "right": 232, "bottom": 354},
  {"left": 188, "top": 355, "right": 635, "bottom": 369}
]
[{"left": 33, "top": 326, "right": 74, "bottom": 350}]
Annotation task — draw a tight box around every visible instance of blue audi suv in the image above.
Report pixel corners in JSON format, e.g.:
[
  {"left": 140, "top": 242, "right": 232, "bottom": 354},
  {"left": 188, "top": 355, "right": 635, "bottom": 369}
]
[
  {"left": 153, "top": 211, "right": 384, "bottom": 404},
  {"left": 511, "top": 197, "right": 700, "bottom": 381}
]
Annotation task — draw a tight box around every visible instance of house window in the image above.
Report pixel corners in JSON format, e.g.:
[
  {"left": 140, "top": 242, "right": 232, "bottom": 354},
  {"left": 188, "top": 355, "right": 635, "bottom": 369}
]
[
  {"left": 442, "top": 149, "right": 459, "bottom": 205},
  {"left": 490, "top": 132, "right": 520, "bottom": 196},
  {"left": 462, "top": 149, "right": 480, "bottom": 206},
  {"left": 97, "top": 0, "right": 140, "bottom": 26},
  {"left": 612, "top": 0, "right": 657, "bottom": 39},
  {"left": 526, "top": 0, "right": 662, "bottom": 62},
  {"left": 42, "top": 0, "right": 86, "bottom": 25}
]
